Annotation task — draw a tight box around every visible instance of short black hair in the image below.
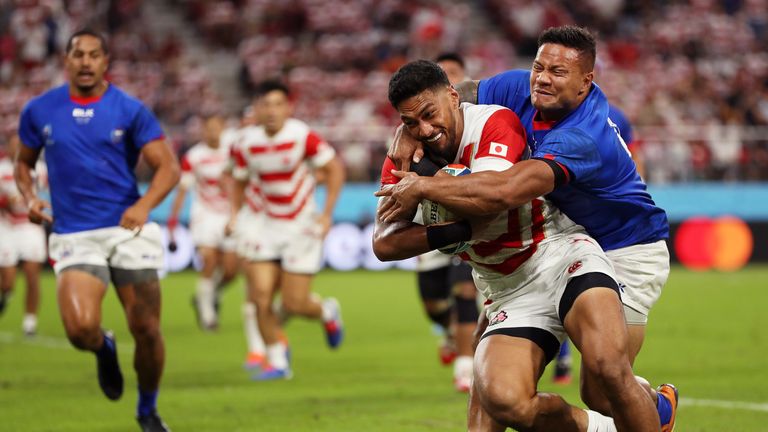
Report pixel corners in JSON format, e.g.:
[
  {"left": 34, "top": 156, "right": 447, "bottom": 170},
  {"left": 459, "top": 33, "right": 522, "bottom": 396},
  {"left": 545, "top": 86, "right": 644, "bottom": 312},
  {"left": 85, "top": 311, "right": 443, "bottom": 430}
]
[
  {"left": 538, "top": 25, "right": 596, "bottom": 71},
  {"left": 434, "top": 52, "right": 465, "bottom": 68},
  {"left": 65, "top": 29, "right": 109, "bottom": 55},
  {"left": 388, "top": 60, "right": 451, "bottom": 108},
  {"left": 253, "top": 80, "right": 290, "bottom": 99}
]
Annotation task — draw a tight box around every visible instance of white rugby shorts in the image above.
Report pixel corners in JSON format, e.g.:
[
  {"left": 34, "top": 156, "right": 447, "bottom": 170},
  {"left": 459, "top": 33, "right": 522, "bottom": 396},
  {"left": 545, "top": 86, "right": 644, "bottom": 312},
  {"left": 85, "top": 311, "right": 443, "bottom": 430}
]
[
  {"left": 241, "top": 215, "right": 324, "bottom": 274},
  {"left": 478, "top": 232, "right": 617, "bottom": 362},
  {"left": 48, "top": 223, "right": 164, "bottom": 274},
  {"left": 234, "top": 207, "right": 266, "bottom": 259},
  {"left": 606, "top": 239, "right": 670, "bottom": 324},
  {"left": 189, "top": 208, "right": 236, "bottom": 251},
  {"left": 0, "top": 221, "right": 47, "bottom": 266}
]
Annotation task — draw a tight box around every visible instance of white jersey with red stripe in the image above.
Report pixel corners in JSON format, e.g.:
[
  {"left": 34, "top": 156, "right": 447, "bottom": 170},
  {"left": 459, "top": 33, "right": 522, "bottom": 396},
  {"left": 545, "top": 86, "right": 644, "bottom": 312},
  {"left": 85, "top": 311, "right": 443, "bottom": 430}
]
[
  {"left": 181, "top": 141, "right": 232, "bottom": 216},
  {"left": 233, "top": 118, "right": 335, "bottom": 222}
]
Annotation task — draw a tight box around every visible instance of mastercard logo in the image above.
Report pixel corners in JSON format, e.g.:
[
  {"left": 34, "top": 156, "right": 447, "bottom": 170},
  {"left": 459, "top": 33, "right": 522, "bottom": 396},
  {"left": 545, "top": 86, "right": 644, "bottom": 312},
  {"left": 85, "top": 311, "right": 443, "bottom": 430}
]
[{"left": 674, "top": 216, "right": 754, "bottom": 271}]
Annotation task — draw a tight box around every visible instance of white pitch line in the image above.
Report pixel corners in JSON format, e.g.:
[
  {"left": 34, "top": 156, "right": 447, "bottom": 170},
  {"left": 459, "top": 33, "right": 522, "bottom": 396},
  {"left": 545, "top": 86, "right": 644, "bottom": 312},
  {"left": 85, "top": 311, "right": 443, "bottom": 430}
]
[
  {"left": 0, "top": 331, "right": 134, "bottom": 350},
  {"left": 680, "top": 398, "right": 768, "bottom": 413}
]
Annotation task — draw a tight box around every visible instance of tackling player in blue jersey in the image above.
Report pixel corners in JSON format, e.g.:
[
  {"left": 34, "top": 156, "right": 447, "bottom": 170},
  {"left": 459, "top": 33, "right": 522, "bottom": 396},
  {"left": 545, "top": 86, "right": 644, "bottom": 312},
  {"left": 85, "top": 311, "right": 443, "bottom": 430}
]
[
  {"left": 14, "top": 29, "right": 179, "bottom": 432},
  {"left": 381, "top": 26, "right": 677, "bottom": 432}
]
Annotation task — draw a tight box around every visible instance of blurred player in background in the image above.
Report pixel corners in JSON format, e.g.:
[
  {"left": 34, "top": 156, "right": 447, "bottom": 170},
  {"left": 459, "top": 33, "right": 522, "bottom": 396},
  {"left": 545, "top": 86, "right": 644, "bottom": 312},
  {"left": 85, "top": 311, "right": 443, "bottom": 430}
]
[
  {"left": 408, "top": 52, "right": 479, "bottom": 393},
  {"left": 376, "top": 59, "right": 660, "bottom": 432},
  {"left": 0, "top": 134, "right": 47, "bottom": 336},
  {"left": 224, "top": 104, "right": 269, "bottom": 369},
  {"left": 230, "top": 80, "right": 345, "bottom": 380},
  {"left": 15, "top": 29, "right": 179, "bottom": 432},
  {"left": 168, "top": 114, "right": 238, "bottom": 331}
]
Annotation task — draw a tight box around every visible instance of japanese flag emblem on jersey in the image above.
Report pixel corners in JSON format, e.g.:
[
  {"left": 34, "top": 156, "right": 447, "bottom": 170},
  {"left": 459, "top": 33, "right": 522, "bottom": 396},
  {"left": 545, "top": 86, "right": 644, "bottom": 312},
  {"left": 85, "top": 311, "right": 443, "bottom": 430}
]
[{"left": 489, "top": 142, "right": 508, "bottom": 157}]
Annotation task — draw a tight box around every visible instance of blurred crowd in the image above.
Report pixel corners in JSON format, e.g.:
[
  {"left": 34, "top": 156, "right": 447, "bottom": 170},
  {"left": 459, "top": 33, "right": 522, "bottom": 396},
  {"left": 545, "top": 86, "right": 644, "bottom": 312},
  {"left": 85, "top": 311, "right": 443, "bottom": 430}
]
[{"left": 2, "top": 0, "right": 768, "bottom": 182}]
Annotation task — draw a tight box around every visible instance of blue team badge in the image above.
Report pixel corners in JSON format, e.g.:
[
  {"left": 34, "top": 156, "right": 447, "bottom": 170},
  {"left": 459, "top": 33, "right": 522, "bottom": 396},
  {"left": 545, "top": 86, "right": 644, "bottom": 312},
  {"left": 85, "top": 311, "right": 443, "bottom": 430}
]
[{"left": 111, "top": 128, "right": 125, "bottom": 144}]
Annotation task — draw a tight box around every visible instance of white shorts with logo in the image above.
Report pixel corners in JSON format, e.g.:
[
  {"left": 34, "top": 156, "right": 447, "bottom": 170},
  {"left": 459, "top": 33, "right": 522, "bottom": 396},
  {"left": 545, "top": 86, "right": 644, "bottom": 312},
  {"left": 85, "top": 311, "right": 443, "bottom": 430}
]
[
  {"left": 190, "top": 208, "right": 236, "bottom": 251},
  {"left": 235, "top": 208, "right": 266, "bottom": 259},
  {"left": 0, "top": 221, "right": 47, "bottom": 266},
  {"left": 242, "top": 215, "right": 323, "bottom": 274},
  {"left": 48, "top": 223, "right": 164, "bottom": 274},
  {"left": 607, "top": 239, "right": 670, "bottom": 325},
  {"left": 478, "top": 232, "right": 617, "bottom": 361}
]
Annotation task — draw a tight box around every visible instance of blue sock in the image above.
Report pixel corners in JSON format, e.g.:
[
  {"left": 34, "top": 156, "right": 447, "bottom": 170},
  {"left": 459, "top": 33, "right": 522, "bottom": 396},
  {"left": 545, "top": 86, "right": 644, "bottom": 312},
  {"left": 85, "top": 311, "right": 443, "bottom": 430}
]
[
  {"left": 556, "top": 340, "right": 571, "bottom": 363},
  {"left": 656, "top": 389, "right": 672, "bottom": 425},
  {"left": 96, "top": 332, "right": 115, "bottom": 358},
  {"left": 138, "top": 388, "right": 158, "bottom": 417}
]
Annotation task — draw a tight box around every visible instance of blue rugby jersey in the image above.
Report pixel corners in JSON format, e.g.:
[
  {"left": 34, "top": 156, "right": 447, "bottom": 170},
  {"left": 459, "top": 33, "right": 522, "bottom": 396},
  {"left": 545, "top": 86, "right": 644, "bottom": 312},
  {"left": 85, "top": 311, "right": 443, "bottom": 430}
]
[
  {"left": 19, "top": 84, "right": 164, "bottom": 234},
  {"left": 478, "top": 70, "right": 668, "bottom": 251}
]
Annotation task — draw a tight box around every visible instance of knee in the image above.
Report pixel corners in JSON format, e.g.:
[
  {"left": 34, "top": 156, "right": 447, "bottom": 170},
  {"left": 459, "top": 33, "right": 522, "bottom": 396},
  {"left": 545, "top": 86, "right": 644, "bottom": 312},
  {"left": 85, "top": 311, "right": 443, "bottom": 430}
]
[
  {"left": 64, "top": 321, "right": 102, "bottom": 350},
  {"left": 280, "top": 296, "right": 305, "bottom": 316},
  {"left": 480, "top": 382, "right": 537, "bottom": 430},
  {"left": 128, "top": 318, "right": 161, "bottom": 342},
  {"left": 582, "top": 351, "right": 633, "bottom": 393}
]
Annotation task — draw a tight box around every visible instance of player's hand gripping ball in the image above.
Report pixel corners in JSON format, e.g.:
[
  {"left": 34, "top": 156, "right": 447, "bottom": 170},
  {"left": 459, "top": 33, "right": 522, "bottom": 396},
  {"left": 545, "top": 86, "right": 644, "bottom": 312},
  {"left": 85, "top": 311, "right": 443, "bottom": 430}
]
[{"left": 420, "top": 164, "right": 472, "bottom": 255}]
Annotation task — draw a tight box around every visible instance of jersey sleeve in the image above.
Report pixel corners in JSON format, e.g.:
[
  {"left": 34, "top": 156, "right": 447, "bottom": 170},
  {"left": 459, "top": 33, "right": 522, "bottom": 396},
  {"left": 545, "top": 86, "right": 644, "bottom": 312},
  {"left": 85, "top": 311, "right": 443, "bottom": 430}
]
[
  {"left": 230, "top": 145, "right": 250, "bottom": 181},
  {"left": 477, "top": 70, "right": 531, "bottom": 113},
  {"left": 18, "top": 104, "right": 43, "bottom": 150},
  {"left": 532, "top": 128, "right": 601, "bottom": 183},
  {"left": 305, "top": 131, "right": 336, "bottom": 168},
  {"left": 179, "top": 155, "right": 195, "bottom": 188},
  {"left": 472, "top": 109, "right": 528, "bottom": 173},
  {"left": 379, "top": 157, "right": 399, "bottom": 186},
  {"left": 129, "top": 104, "right": 165, "bottom": 148}
]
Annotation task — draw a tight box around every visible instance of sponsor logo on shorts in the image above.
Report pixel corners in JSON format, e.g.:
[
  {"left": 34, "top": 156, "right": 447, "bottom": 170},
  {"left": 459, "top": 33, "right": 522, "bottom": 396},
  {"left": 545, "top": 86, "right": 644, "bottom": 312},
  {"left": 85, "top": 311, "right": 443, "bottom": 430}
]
[
  {"left": 618, "top": 282, "right": 626, "bottom": 293},
  {"left": 567, "top": 260, "right": 582, "bottom": 274},
  {"left": 489, "top": 310, "right": 508, "bottom": 326}
]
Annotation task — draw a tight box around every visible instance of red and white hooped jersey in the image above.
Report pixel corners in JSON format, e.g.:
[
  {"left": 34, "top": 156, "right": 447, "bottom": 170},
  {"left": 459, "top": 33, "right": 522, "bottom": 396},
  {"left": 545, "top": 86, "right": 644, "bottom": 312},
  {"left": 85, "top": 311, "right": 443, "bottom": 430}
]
[
  {"left": 181, "top": 140, "right": 231, "bottom": 215},
  {"left": 233, "top": 118, "right": 335, "bottom": 221},
  {"left": 380, "top": 103, "right": 580, "bottom": 281}
]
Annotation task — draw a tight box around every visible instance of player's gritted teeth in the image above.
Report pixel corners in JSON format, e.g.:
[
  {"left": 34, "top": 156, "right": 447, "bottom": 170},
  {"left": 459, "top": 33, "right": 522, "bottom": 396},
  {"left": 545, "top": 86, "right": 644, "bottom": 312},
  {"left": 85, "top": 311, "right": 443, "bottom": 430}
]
[{"left": 425, "top": 132, "right": 442, "bottom": 143}]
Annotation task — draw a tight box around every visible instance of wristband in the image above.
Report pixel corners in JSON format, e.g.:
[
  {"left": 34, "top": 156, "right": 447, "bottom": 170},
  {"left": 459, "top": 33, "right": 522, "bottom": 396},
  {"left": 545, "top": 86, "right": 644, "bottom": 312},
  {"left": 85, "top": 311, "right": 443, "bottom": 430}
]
[{"left": 426, "top": 221, "right": 472, "bottom": 250}]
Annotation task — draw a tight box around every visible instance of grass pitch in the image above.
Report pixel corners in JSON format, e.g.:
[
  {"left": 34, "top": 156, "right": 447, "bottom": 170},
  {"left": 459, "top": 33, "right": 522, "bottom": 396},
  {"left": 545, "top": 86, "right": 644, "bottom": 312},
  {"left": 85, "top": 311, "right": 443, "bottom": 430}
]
[{"left": 1, "top": 266, "right": 767, "bottom": 431}]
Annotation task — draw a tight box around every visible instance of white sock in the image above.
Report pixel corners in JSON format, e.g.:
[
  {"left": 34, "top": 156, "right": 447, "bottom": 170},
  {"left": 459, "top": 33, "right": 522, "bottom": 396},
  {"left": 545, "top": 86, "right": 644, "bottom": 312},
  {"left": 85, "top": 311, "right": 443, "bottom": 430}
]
[
  {"left": 242, "top": 302, "right": 265, "bottom": 354},
  {"left": 321, "top": 297, "right": 338, "bottom": 322},
  {"left": 196, "top": 277, "right": 217, "bottom": 326},
  {"left": 585, "top": 409, "right": 618, "bottom": 432},
  {"left": 266, "top": 343, "right": 289, "bottom": 370},
  {"left": 22, "top": 314, "right": 37, "bottom": 334},
  {"left": 453, "top": 355, "right": 473, "bottom": 379}
]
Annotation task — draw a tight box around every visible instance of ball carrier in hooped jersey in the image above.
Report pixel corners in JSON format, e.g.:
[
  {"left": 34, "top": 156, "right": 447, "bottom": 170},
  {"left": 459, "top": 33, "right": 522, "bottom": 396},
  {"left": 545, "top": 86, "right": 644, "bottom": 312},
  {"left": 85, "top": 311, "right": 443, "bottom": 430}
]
[
  {"left": 15, "top": 29, "right": 179, "bottom": 432},
  {"left": 230, "top": 80, "right": 346, "bottom": 381}
]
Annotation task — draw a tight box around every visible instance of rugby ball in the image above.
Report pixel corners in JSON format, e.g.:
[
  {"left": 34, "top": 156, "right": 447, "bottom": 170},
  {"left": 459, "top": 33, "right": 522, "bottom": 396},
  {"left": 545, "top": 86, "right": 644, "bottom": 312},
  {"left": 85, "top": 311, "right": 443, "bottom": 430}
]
[{"left": 420, "top": 164, "right": 472, "bottom": 255}]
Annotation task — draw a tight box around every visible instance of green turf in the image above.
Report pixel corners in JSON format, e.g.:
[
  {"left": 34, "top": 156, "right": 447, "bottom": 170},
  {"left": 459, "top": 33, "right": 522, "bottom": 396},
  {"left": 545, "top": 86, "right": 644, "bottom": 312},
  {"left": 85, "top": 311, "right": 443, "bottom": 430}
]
[{"left": 1, "top": 266, "right": 767, "bottom": 431}]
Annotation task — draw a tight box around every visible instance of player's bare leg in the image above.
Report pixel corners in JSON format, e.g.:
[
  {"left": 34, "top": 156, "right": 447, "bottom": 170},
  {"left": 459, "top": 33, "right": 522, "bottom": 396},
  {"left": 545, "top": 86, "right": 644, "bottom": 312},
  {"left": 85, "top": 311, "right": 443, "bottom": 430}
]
[
  {"left": 473, "top": 335, "right": 592, "bottom": 431},
  {"left": 564, "top": 287, "right": 659, "bottom": 431},
  {"left": 452, "top": 280, "right": 477, "bottom": 392},
  {"left": 279, "top": 272, "right": 322, "bottom": 319},
  {"left": 194, "top": 246, "right": 220, "bottom": 330},
  {"left": 116, "top": 272, "right": 168, "bottom": 430},
  {"left": 467, "top": 378, "right": 506, "bottom": 432},
  {"left": 580, "top": 324, "right": 650, "bottom": 415},
  {"left": 58, "top": 270, "right": 108, "bottom": 350},
  {"left": 0, "top": 266, "right": 17, "bottom": 316},
  {"left": 280, "top": 271, "right": 344, "bottom": 349},
  {"left": 58, "top": 268, "right": 124, "bottom": 401},
  {"left": 21, "top": 260, "right": 41, "bottom": 335},
  {"left": 247, "top": 260, "right": 290, "bottom": 379}
]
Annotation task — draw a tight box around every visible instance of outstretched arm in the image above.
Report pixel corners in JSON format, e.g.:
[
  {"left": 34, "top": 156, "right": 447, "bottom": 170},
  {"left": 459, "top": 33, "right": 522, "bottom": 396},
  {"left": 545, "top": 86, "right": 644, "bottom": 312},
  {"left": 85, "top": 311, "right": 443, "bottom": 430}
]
[{"left": 376, "top": 159, "right": 558, "bottom": 222}]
